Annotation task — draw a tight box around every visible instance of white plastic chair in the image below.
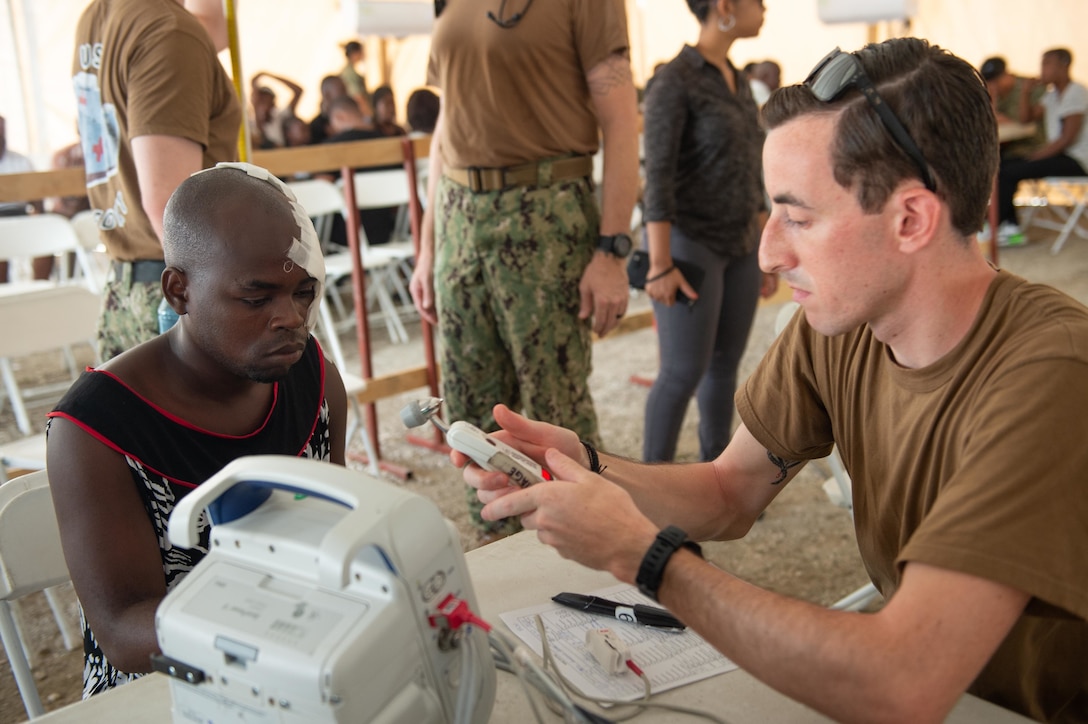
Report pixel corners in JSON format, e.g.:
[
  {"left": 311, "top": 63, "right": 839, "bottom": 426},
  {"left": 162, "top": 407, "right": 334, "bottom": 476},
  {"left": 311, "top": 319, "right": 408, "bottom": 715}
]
[
  {"left": 0, "top": 285, "right": 101, "bottom": 436},
  {"left": 336, "top": 168, "right": 419, "bottom": 344},
  {"left": 0, "top": 470, "right": 76, "bottom": 719},
  {"left": 0, "top": 213, "right": 98, "bottom": 294},
  {"left": 774, "top": 302, "right": 881, "bottom": 612},
  {"left": 288, "top": 176, "right": 412, "bottom": 346}
]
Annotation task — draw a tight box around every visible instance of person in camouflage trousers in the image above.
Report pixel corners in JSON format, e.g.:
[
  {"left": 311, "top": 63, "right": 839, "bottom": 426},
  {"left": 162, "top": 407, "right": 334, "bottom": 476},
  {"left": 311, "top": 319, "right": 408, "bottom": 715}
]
[
  {"left": 434, "top": 168, "right": 604, "bottom": 538},
  {"left": 410, "top": 0, "right": 641, "bottom": 541},
  {"left": 97, "top": 265, "right": 165, "bottom": 362}
]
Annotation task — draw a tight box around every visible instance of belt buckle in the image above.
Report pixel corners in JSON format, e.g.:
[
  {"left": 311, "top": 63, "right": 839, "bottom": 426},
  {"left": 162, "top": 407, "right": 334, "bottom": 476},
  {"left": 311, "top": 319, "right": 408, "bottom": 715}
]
[{"left": 467, "top": 167, "right": 485, "bottom": 193}]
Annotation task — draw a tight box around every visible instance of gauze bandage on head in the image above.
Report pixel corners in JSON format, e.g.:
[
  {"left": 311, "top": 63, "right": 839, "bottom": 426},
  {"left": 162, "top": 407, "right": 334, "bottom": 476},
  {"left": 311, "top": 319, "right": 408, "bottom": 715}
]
[{"left": 192, "top": 162, "right": 326, "bottom": 331}]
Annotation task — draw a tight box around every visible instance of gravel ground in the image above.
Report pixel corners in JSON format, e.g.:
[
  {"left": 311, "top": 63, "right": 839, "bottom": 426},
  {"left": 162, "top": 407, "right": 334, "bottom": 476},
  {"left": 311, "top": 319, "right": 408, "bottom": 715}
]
[{"left": 3, "top": 218, "right": 1086, "bottom": 721}]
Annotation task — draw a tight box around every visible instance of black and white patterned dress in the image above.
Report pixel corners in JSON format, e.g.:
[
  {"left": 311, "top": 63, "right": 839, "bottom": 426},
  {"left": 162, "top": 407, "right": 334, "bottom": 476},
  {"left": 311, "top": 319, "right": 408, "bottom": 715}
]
[{"left": 48, "top": 336, "right": 332, "bottom": 698}]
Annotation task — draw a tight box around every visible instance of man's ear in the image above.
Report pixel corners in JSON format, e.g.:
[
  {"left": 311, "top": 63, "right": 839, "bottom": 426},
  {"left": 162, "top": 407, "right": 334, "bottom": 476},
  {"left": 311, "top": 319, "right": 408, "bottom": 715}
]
[
  {"left": 161, "top": 267, "right": 189, "bottom": 314},
  {"left": 893, "top": 186, "right": 942, "bottom": 255}
]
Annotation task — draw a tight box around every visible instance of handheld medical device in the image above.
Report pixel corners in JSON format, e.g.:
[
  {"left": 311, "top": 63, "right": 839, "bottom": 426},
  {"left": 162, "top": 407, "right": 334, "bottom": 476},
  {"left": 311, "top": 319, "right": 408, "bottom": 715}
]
[
  {"left": 400, "top": 398, "right": 548, "bottom": 488},
  {"left": 154, "top": 455, "right": 496, "bottom": 724}
]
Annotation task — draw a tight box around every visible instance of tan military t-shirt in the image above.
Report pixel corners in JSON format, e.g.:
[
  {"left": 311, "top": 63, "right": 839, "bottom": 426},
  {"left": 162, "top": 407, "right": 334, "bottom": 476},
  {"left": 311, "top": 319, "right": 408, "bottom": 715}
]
[
  {"left": 738, "top": 270, "right": 1088, "bottom": 721},
  {"left": 427, "top": 0, "right": 628, "bottom": 169},
  {"left": 73, "top": 0, "right": 240, "bottom": 261}
]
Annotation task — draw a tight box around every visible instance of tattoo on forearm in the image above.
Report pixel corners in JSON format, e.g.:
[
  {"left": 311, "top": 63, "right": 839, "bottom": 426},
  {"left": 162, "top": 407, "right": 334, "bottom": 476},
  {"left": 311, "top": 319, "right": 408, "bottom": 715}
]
[
  {"left": 587, "top": 53, "right": 633, "bottom": 97},
  {"left": 767, "top": 451, "right": 801, "bottom": 485}
]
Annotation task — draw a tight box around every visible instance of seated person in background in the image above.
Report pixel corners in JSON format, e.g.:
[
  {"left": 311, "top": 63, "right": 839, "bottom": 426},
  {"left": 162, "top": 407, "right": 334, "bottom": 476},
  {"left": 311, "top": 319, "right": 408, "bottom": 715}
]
[
  {"left": 751, "top": 59, "right": 781, "bottom": 93},
  {"left": 0, "top": 113, "right": 44, "bottom": 282},
  {"left": 309, "top": 75, "right": 349, "bottom": 144},
  {"left": 743, "top": 60, "right": 771, "bottom": 106},
  {"left": 249, "top": 71, "right": 304, "bottom": 148},
  {"left": 462, "top": 38, "right": 1088, "bottom": 723},
  {"left": 321, "top": 96, "right": 399, "bottom": 246},
  {"left": 283, "top": 115, "right": 311, "bottom": 148},
  {"left": 371, "top": 85, "right": 406, "bottom": 138},
  {"left": 980, "top": 56, "right": 1047, "bottom": 160},
  {"left": 996, "top": 48, "right": 1088, "bottom": 246},
  {"left": 46, "top": 162, "right": 347, "bottom": 697},
  {"left": 406, "top": 87, "right": 440, "bottom": 135}
]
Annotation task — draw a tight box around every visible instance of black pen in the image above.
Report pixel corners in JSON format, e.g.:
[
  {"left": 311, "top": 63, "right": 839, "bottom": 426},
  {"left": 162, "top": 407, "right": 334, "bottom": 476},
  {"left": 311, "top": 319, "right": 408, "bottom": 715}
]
[{"left": 552, "top": 592, "right": 686, "bottom": 631}]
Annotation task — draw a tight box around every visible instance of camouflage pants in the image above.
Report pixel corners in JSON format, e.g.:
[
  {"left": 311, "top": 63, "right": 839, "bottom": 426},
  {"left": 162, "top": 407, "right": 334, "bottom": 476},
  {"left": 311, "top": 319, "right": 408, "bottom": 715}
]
[
  {"left": 434, "top": 169, "right": 602, "bottom": 536},
  {"left": 97, "top": 266, "right": 163, "bottom": 362}
]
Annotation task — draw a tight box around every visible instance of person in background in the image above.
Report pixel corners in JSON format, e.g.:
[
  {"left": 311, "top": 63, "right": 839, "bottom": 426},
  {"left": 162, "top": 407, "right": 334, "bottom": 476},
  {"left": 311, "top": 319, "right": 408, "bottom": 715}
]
[
  {"left": 751, "top": 59, "right": 781, "bottom": 94},
  {"left": 72, "top": 0, "right": 240, "bottom": 361},
  {"left": 371, "top": 85, "right": 407, "bottom": 138},
  {"left": 462, "top": 38, "right": 1087, "bottom": 723},
  {"left": 249, "top": 71, "right": 303, "bottom": 148},
  {"left": 47, "top": 163, "right": 347, "bottom": 698},
  {"left": 309, "top": 75, "right": 349, "bottom": 145},
  {"left": 641, "top": 0, "right": 776, "bottom": 464},
  {"left": 410, "top": 0, "right": 640, "bottom": 543},
  {"left": 283, "top": 115, "right": 312, "bottom": 148},
  {"left": 339, "top": 40, "right": 373, "bottom": 122},
  {"left": 743, "top": 61, "right": 770, "bottom": 105},
  {"left": 321, "top": 96, "right": 397, "bottom": 246},
  {"left": 406, "top": 87, "right": 440, "bottom": 135},
  {"left": 996, "top": 48, "right": 1088, "bottom": 247},
  {"left": 0, "top": 113, "right": 44, "bottom": 282},
  {"left": 980, "top": 56, "right": 1047, "bottom": 161}
]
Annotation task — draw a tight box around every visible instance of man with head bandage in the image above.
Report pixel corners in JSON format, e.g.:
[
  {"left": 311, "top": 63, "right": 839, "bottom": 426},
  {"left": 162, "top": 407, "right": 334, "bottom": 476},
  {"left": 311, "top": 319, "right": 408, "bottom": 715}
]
[{"left": 44, "top": 163, "right": 348, "bottom": 698}]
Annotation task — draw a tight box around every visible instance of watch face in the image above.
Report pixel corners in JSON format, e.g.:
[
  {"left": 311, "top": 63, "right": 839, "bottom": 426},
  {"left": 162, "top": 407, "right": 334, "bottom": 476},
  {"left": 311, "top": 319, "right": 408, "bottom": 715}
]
[{"left": 601, "top": 233, "right": 632, "bottom": 257}]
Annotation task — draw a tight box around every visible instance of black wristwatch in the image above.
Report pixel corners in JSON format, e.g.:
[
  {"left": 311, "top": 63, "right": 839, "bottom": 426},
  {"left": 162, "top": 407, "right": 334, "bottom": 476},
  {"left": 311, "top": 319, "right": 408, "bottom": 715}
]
[
  {"left": 597, "top": 232, "right": 633, "bottom": 258},
  {"left": 636, "top": 525, "right": 703, "bottom": 601}
]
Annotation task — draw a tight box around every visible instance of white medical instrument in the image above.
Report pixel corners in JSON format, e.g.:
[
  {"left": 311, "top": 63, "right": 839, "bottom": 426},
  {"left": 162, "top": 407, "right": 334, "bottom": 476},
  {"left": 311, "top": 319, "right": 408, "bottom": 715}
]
[
  {"left": 400, "top": 398, "right": 549, "bottom": 488},
  {"left": 154, "top": 455, "right": 496, "bottom": 724}
]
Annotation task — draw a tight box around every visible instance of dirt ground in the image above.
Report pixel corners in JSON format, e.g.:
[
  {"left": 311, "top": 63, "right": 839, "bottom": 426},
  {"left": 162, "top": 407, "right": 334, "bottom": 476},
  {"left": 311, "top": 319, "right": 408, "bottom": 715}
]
[{"left": 3, "top": 222, "right": 1086, "bottom": 722}]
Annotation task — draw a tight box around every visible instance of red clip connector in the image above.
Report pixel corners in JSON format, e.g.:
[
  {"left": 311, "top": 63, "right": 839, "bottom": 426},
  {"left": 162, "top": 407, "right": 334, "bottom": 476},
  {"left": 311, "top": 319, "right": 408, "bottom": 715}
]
[{"left": 428, "top": 594, "right": 492, "bottom": 632}]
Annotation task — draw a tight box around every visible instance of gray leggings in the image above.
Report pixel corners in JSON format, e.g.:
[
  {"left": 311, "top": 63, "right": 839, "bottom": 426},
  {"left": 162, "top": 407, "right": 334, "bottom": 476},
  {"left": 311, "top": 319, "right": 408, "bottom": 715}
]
[{"left": 643, "top": 230, "right": 762, "bottom": 462}]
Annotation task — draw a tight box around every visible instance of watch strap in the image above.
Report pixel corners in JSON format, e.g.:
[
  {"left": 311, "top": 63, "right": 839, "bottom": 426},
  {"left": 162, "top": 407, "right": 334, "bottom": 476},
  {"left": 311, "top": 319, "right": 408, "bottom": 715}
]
[{"left": 636, "top": 525, "right": 703, "bottom": 601}]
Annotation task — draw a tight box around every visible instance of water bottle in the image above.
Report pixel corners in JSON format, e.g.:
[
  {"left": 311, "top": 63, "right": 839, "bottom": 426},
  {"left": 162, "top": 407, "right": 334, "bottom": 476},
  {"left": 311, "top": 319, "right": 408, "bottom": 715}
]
[{"left": 158, "top": 297, "right": 180, "bottom": 334}]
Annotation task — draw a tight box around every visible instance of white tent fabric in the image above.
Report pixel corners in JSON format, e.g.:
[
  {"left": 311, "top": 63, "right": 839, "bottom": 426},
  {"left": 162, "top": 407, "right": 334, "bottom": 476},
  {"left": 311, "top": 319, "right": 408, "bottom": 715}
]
[{"left": 3, "top": 0, "right": 1088, "bottom": 165}]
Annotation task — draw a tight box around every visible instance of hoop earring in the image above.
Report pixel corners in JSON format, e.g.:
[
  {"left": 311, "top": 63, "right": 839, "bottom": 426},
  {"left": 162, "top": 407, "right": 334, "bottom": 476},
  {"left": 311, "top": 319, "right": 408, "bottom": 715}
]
[{"left": 717, "top": 14, "right": 736, "bottom": 32}]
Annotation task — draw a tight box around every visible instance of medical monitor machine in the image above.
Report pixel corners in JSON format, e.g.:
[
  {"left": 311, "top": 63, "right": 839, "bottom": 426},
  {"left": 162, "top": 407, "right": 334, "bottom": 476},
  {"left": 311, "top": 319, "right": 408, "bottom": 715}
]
[{"left": 154, "top": 455, "right": 496, "bottom": 723}]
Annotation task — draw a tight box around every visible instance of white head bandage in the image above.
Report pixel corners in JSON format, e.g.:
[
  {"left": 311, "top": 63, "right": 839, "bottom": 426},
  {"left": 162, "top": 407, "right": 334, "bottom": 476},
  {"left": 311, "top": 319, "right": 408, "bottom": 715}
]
[{"left": 192, "top": 162, "right": 326, "bottom": 331}]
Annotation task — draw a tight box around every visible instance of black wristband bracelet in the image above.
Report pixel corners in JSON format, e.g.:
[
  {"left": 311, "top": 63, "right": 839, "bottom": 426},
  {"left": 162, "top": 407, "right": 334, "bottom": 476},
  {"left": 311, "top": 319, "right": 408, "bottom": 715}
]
[
  {"left": 645, "top": 265, "right": 676, "bottom": 284},
  {"left": 580, "top": 439, "right": 602, "bottom": 474},
  {"left": 636, "top": 525, "right": 703, "bottom": 601}
]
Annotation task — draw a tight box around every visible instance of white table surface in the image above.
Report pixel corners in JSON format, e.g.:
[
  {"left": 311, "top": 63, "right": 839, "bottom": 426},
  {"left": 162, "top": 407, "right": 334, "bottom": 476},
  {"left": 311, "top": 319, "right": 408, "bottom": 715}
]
[{"left": 37, "top": 531, "right": 1031, "bottom": 723}]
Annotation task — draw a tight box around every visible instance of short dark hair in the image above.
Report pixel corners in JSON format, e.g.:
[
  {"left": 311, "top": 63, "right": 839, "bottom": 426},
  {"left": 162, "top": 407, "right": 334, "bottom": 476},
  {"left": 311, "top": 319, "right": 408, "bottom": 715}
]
[
  {"left": 164, "top": 167, "right": 296, "bottom": 275},
  {"left": 1044, "top": 48, "right": 1073, "bottom": 67},
  {"left": 406, "top": 88, "right": 440, "bottom": 133},
  {"left": 372, "top": 85, "right": 394, "bottom": 107},
  {"left": 979, "top": 56, "right": 1006, "bottom": 81},
  {"left": 763, "top": 38, "right": 997, "bottom": 237},
  {"left": 329, "top": 96, "right": 362, "bottom": 116},
  {"left": 344, "top": 40, "right": 363, "bottom": 58},
  {"left": 685, "top": 0, "right": 714, "bottom": 21}
]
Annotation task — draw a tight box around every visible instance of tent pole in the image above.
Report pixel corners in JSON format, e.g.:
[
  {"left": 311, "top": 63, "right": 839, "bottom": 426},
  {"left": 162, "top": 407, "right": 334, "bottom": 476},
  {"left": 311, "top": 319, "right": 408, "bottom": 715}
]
[{"left": 223, "top": 0, "right": 251, "bottom": 162}]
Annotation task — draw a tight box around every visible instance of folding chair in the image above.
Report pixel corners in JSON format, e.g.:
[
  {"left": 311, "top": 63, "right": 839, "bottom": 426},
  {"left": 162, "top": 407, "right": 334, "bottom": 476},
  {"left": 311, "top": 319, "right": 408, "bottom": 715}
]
[
  {"left": 0, "top": 285, "right": 101, "bottom": 436},
  {"left": 288, "top": 176, "right": 412, "bottom": 345},
  {"left": 774, "top": 302, "right": 881, "bottom": 612},
  {"left": 1015, "top": 176, "right": 1088, "bottom": 255},
  {"left": 283, "top": 181, "right": 382, "bottom": 475},
  {"left": 336, "top": 168, "right": 420, "bottom": 344},
  {"left": 0, "top": 213, "right": 98, "bottom": 293},
  {"left": 0, "top": 470, "right": 76, "bottom": 719}
]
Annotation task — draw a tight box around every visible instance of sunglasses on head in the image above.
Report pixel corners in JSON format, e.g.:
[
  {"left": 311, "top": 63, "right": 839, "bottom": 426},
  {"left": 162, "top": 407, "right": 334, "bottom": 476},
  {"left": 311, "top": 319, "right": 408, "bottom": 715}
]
[{"left": 804, "top": 48, "right": 937, "bottom": 193}]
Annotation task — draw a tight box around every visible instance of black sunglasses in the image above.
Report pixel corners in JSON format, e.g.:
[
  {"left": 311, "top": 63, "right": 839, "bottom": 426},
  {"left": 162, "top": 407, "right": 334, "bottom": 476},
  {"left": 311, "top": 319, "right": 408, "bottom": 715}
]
[{"left": 804, "top": 48, "right": 937, "bottom": 193}]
